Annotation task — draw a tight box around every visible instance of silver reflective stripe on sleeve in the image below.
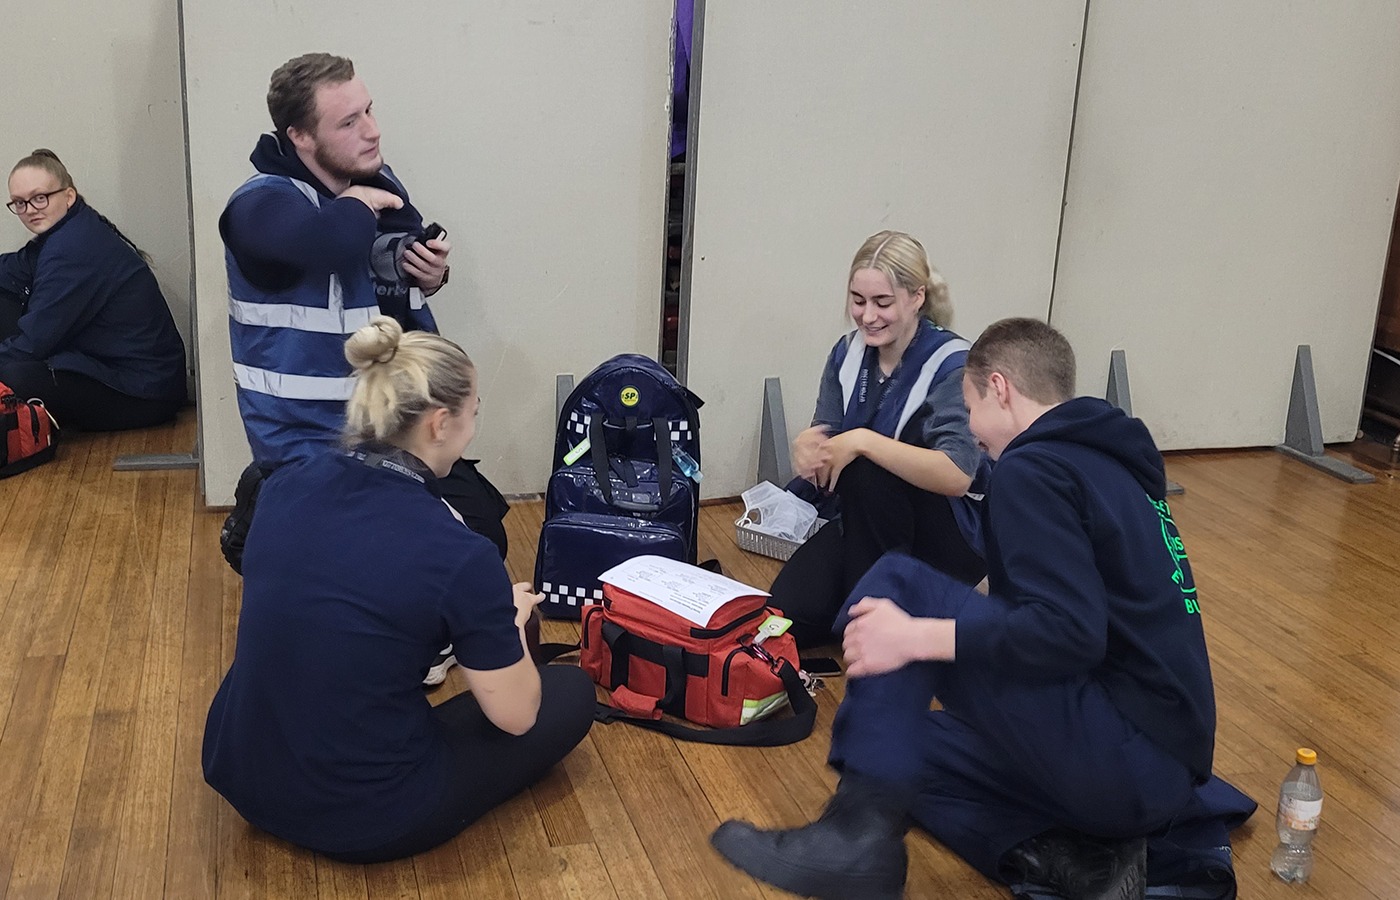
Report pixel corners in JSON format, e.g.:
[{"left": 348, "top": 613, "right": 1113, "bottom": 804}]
[
  {"left": 241, "top": 171, "right": 321, "bottom": 207},
  {"left": 288, "top": 177, "right": 320, "bottom": 206},
  {"left": 228, "top": 275, "right": 377, "bottom": 334},
  {"left": 837, "top": 331, "right": 863, "bottom": 408},
  {"left": 893, "top": 339, "right": 971, "bottom": 437},
  {"left": 233, "top": 364, "right": 357, "bottom": 401}
]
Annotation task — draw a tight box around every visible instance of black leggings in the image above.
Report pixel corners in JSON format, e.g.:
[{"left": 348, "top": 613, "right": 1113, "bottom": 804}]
[
  {"left": 0, "top": 359, "right": 183, "bottom": 432},
  {"left": 768, "top": 457, "right": 986, "bottom": 649},
  {"left": 0, "top": 292, "right": 181, "bottom": 432},
  {"left": 322, "top": 664, "right": 597, "bottom": 864}
]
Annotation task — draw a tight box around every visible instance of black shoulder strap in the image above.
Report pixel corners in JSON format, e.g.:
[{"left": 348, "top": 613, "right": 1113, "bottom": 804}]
[
  {"left": 588, "top": 413, "right": 612, "bottom": 504},
  {"left": 652, "top": 417, "right": 673, "bottom": 501},
  {"left": 592, "top": 660, "right": 816, "bottom": 747}
]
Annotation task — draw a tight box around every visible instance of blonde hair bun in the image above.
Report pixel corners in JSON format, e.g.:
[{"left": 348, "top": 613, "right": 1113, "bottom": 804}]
[
  {"left": 345, "top": 316, "right": 403, "bottom": 370},
  {"left": 342, "top": 316, "right": 476, "bottom": 446}
]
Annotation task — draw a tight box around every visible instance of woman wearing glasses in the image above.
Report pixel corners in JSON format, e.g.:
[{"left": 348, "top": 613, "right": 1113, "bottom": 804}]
[{"left": 0, "top": 149, "right": 185, "bottom": 431}]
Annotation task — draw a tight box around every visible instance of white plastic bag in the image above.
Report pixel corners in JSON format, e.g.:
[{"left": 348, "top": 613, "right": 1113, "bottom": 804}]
[{"left": 738, "top": 481, "right": 818, "bottom": 543}]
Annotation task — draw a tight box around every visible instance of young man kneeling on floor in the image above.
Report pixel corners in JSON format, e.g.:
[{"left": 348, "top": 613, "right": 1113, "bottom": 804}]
[{"left": 711, "top": 318, "right": 1254, "bottom": 900}]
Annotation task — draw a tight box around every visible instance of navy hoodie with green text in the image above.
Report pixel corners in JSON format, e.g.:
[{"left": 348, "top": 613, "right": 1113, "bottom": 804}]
[{"left": 957, "top": 396, "right": 1216, "bottom": 781}]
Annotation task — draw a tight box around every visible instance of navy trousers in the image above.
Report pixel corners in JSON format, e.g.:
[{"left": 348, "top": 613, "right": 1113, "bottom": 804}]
[{"left": 827, "top": 553, "right": 1252, "bottom": 882}]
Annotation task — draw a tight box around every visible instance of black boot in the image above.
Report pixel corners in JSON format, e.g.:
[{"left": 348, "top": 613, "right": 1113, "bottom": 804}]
[
  {"left": 709, "top": 774, "right": 908, "bottom": 900},
  {"left": 1002, "top": 829, "right": 1147, "bottom": 900}
]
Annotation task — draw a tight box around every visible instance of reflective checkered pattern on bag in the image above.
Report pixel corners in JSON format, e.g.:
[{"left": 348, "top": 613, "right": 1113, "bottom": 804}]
[
  {"left": 566, "top": 411, "right": 693, "bottom": 448},
  {"left": 539, "top": 580, "right": 605, "bottom": 609}
]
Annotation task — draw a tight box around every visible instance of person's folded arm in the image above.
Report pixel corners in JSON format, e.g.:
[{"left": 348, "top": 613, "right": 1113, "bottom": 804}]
[
  {"left": 0, "top": 248, "right": 39, "bottom": 363},
  {"left": 796, "top": 338, "right": 848, "bottom": 484},
  {"left": 463, "top": 656, "right": 542, "bottom": 736},
  {"left": 448, "top": 550, "right": 543, "bottom": 736},
  {"left": 845, "top": 433, "right": 974, "bottom": 496},
  {"left": 0, "top": 252, "right": 105, "bottom": 361},
  {"left": 824, "top": 372, "right": 979, "bottom": 496},
  {"left": 810, "top": 337, "right": 847, "bottom": 430},
  {"left": 955, "top": 456, "right": 1107, "bottom": 678},
  {"left": 0, "top": 247, "right": 34, "bottom": 296},
  {"left": 220, "top": 189, "right": 378, "bottom": 276}
]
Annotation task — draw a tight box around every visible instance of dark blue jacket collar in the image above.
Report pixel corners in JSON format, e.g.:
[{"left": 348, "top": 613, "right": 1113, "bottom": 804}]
[
  {"left": 246, "top": 132, "right": 424, "bottom": 245},
  {"left": 249, "top": 132, "right": 336, "bottom": 197},
  {"left": 27, "top": 196, "right": 88, "bottom": 249},
  {"left": 345, "top": 442, "right": 443, "bottom": 497}
]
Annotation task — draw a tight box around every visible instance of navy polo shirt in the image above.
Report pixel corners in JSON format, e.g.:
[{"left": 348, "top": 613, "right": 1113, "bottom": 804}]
[{"left": 202, "top": 450, "right": 523, "bottom": 854}]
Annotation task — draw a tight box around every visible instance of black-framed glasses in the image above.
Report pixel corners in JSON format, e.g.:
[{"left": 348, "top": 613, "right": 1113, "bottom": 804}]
[{"left": 6, "top": 189, "right": 66, "bottom": 214}]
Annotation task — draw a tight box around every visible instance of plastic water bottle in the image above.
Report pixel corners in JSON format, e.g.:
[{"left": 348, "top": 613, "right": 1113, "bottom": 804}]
[
  {"left": 1270, "top": 747, "right": 1322, "bottom": 883},
  {"left": 671, "top": 445, "right": 702, "bottom": 482}
]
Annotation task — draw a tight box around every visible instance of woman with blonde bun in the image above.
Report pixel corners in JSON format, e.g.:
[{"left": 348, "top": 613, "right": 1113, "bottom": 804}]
[
  {"left": 770, "top": 231, "right": 986, "bottom": 649},
  {"left": 203, "top": 316, "right": 594, "bottom": 863},
  {"left": 0, "top": 149, "right": 185, "bottom": 430}
]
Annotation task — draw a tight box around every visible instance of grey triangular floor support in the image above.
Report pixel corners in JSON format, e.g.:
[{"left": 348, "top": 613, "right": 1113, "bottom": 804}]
[
  {"left": 1106, "top": 349, "right": 1133, "bottom": 417},
  {"left": 757, "top": 377, "right": 793, "bottom": 487},
  {"left": 1274, "top": 345, "right": 1374, "bottom": 483},
  {"left": 1104, "top": 350, "right": 1183, "bottom": 495}
]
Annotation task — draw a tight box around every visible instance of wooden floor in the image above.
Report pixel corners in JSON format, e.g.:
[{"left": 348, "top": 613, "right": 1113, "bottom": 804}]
[{"left": 1, "top": 410, "right": 1398, "bottom": 898}]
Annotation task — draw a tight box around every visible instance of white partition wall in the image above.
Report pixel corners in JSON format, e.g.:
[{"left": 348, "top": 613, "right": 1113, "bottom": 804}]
[
  {"left": 1051, "top": 2, "right": 1400, "bottom": 449},
  {"left": 0, "top": 0, "right": 191, "bottom": 374},
  {"left": 184, "top": 1, "right": 673, "bottom": 503},
  {"left": 683, "top": 1, "right": 1086, "bottom": 498}
]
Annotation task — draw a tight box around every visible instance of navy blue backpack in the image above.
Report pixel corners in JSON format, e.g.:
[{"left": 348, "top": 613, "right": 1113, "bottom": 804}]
[{"left": 535, "top": 354, "right": 704, "bottom": 619}]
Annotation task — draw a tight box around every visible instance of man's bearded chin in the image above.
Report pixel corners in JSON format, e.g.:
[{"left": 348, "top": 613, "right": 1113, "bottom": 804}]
[{"left": 316, "top": 145, "right": 381, "bottom": 183}]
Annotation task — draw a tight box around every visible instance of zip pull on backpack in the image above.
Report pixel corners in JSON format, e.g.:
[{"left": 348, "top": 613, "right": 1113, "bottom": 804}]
[{"left": 536, "top": 355, "right": 703, "bottom": 619}]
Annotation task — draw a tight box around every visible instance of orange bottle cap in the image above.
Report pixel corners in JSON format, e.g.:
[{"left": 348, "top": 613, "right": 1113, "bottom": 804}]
[{"left": 1296, "top": 748, "right": 1317, "bottom": 765}]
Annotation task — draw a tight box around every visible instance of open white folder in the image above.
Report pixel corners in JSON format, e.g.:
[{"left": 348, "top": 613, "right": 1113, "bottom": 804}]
[{"left": 598, "top": 555, "right": 770, "bottom": 627}]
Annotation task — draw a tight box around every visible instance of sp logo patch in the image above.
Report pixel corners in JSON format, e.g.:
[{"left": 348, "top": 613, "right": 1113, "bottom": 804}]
[{"left": 620, "top": 386, "right": 640, "bottom": 407}]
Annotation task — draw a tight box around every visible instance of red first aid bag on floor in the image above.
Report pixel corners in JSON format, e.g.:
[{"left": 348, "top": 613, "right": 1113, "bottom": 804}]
[
  {"left": 0, "top": 382, "right": 57, "bottom": 478},
  {"left": 580, "top": 564, "right": 815, "bottom": 746}
]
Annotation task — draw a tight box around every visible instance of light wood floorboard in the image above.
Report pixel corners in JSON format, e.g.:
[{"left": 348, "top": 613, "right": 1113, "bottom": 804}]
[{"left": 0, "top": 411, "right": 1396, "bottom": 898}]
